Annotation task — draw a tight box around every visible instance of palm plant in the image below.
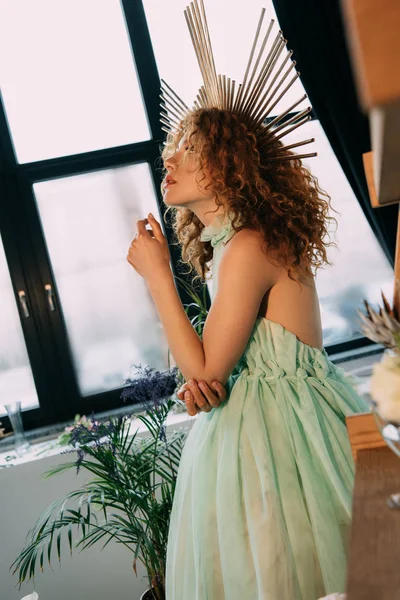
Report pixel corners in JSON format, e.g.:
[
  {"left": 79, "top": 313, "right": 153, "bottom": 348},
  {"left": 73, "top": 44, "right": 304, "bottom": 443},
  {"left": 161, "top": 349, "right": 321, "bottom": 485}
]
[
  {"left": 175, "top": 275, "right": 209, "bottom": 337},
  {"left": 12, "top": 368, "right": 187, "bottom": 600}
]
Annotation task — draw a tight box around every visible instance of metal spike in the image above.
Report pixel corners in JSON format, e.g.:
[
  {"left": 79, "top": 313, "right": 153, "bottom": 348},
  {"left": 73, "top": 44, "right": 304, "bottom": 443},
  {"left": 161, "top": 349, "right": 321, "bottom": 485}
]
[
  {"left": 237, "top": 20, "right": 276, "bottom": 115},
  {"left": 161, "top": 79, "right": 189, "bottom": 111},
  {"left": 258, "top": 73, "right": 303, "bottom": 125},
  {"left": 160, "top": 116, "right": 179, "bottom": 130},
  {"left": 277, "top": 137, "right": 315, "bottom": 152},
  {"left": 160, "top": 102, "right": 183, "bottom": 124},
  {"left": 263, "top": 94, "right": 308, "bottom": 132},
  {"left": 267, "top": 152, "right": 317, "bottom": 162},
  {"left": 251, "top": 53, "right": 295, "bottom": 123},
  {"left": 184, "top": 8, "right": 214, "bottom": 104},
  {"left": 233, "top": 9, "right": 267, "bottom": 113},
  {"left": 190, "top": 2, "right": 214, "bottom": 99},
  {"left": 229, "top": 80, "right": 236, "bottom": 112},
  {"left": 160, "top": 110, "right": 179, "bottom": 126},
  {"left": 240, "top": 30, "right": 283, "bottom": 118},
  {"left": 198, "top": 0, "right": 219, "bottom": 104},
  {"left": 273, "top": 114, "right": 312, "bottom": 141},
  {"left": 159, "top": 93, "right": 186, "bottom": 117}
]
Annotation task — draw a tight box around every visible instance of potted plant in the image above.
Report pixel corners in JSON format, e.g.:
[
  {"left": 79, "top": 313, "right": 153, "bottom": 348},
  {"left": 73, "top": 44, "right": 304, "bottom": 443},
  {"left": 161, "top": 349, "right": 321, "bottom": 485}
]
[
  {"left": 11, "top": 366, "right": 186, "bottom": 600},
  {"left": 12, "top": 276, "right": 209, "bottom": 597}
]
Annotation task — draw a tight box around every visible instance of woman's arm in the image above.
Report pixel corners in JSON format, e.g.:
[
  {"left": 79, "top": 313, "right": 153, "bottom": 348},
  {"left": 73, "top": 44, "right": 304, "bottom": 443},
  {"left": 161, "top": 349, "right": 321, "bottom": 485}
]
[
  {"left": 147, "top": 229, "right": 276, "bottom": 386},
  {"left": 146, "top": 273, "right": 206, "bottom": 382}
]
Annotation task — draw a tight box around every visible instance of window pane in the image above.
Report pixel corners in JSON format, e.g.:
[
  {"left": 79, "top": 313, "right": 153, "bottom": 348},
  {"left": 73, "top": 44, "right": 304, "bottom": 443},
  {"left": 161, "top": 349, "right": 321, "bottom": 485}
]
[
  {"left": 143, "top": 0, "right": 308, "bottom": 120},
  {"left": 283, "top": 119, "right": 393, "bottom": 346},
  {"left": 0, "top": 0, "right": 150, "bottom": 163},
  {"left": 33, "top": 164, "right": 169, "bottom": 396},
  {"left": 0, "top": 238, "right": 39, "bottom": 415}
]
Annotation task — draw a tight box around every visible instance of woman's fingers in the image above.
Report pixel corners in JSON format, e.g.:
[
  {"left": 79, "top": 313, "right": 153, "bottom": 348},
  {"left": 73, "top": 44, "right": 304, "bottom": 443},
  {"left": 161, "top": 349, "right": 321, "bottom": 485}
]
[
  {"left": 187, "top": 381, "right": 213, "bottom": 412},
  {"left": 196, "top": 380, "right": 226, "bottom": 408},
  {"left": 177, "top": 383, "right": 200, "bottom": 415},
  {"left": 177, "top": 380, "right": 227, "bottom": 415},
  {"left": 176, "top": 382, "right": 190, "bottom": 401},
  {"left": 210, "top": 380, "right": 227, "bottom": 402},
  {"left": 147, "top": 213, "right": 164, "bottom": 242},
  {"left": 184, "top": 391, "right": 200, "bottom": 416},
  {"left": 136, "top": 219, "right": 148, "bottom": 235}
]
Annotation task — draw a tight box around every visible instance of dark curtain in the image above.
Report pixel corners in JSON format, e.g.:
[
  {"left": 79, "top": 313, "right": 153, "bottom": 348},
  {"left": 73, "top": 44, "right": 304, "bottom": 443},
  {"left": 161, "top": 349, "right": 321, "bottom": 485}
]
[{"left": 272, "top": 0, "right": 397, "bottom": 267}]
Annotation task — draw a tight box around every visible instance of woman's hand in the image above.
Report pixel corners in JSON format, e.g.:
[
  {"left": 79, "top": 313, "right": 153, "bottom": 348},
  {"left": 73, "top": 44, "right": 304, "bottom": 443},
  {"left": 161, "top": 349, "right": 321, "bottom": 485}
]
[
  {"left": 177, "top": 380, "right": 227, "bottom": 416},
  {"left": 127, "top": 213, "right": 171, "bottom": 282}
]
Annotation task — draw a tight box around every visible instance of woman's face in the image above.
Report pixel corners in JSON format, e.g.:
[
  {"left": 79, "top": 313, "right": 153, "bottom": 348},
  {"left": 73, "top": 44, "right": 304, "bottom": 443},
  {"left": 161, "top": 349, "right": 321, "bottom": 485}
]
[{"left": 162, "top": 135, "right": 214, "bottom": 208}]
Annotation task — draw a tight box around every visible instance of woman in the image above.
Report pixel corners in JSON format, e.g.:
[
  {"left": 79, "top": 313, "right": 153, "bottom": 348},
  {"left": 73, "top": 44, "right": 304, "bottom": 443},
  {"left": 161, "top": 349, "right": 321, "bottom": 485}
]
[{"left": 127, "top": 106, "right": 368, "bottom": 599}]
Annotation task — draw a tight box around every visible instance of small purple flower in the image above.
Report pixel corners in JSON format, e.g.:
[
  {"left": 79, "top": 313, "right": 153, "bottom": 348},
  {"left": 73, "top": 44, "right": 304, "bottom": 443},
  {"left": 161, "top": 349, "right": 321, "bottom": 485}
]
[
  {"left": 159, "top": 425, "right": 167, "bottom": 443},
  {"left": 76, "top": 448, "right": 85, "bottom": 473},
  {"left": 65, "top": 366, "right": 179, "bottom": 474},
  {"left": 68, "top": 419, "right": 118, "bottom": 472},
  {"left": 120, "top": 365, "right": 179, "bottom": 408}
]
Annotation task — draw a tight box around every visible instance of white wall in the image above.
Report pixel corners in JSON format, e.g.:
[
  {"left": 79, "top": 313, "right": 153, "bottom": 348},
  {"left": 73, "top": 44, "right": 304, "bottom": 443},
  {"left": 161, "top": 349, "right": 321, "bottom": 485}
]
[
  {"left": 0, "top": 414, "right": 194, "bottom": 600},
  {"left": 1, "top": 452, "right": 149, "bottom": 600}
]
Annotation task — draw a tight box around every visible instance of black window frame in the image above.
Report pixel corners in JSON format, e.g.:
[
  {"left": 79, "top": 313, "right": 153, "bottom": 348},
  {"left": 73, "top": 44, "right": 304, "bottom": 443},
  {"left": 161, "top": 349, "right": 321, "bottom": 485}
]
[{"left": 0, "top": 0, "right": 377, "bottom": 434}]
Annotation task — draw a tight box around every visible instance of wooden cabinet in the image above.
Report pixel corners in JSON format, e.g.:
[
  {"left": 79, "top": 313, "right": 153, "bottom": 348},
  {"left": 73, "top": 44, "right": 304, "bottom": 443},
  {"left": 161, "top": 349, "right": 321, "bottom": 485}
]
[{"left": 346, "top": 413, "right": 400, "bottom": 598}]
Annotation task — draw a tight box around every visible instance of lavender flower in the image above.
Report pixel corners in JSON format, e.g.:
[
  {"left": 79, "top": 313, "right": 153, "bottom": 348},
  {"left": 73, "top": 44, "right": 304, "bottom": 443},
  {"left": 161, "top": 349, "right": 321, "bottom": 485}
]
[
  {"left": 159, "top": 425, "right": 167, "bottom": 443},
  {"left": 120, "top": 365, "right": 179, "bottom": 408},
  {"left": 68, "top": 418, "right": 122, "bottom": 474},
  {"left": 69, "top": 421, "right": 110, "bottom": 448},
  {"left": 65, "top": 366, "right": 179, "bottom": 474},
  {"left": 76, "top": 448, "right": 85, "bottom": 473}
]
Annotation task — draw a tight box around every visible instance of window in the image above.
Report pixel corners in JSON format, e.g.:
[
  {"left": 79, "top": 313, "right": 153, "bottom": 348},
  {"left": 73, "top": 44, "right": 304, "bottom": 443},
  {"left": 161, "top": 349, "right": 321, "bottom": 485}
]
[
  {"left": 144, "top": 0, "right": 393, "bottom": 347},
  {"left": 0, "top": 0, "right": 176, "bottom": 430},
  {"left": 0, "top": 0, "right": 391, "bottom": 431},
  {"left": 284, "top": 120, "right": 393, "bottom": 346},
  {"left": 0, "top": 0, "right": 150, "bottom": 163},
  {"left": 33, "top": 164, "right": 169, "bottom": 397},
  {"left": 0, "top": 236, "right": 39, "bottom": 414}
]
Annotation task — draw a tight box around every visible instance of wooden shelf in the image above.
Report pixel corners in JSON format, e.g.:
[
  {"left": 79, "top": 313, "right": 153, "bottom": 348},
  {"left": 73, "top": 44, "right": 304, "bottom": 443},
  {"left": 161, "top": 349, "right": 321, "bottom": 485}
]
[
  {"left": 342, "top": 0, "right": 400, "bottom": 206},
  {"left": 341, "top": 0, "right": 400, "bottom": 109}
]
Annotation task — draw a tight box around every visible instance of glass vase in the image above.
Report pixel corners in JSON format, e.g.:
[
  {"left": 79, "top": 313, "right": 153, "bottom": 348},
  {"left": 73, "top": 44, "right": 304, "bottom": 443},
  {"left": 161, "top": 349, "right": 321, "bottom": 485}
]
[{"left": 4, "top": 401, "right": 30, "bottom": 456}]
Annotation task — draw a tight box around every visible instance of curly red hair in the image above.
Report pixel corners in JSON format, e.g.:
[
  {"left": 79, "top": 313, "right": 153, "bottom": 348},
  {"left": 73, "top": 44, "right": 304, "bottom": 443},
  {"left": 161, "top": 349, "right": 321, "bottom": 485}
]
[{"left": 161, "top": 108, "right": 338, "bottom": 283}]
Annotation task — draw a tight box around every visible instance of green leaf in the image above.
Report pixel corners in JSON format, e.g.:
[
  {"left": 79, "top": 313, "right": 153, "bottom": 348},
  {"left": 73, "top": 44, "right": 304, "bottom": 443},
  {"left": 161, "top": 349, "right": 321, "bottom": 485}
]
[
  {"left": 39, "top": 547, "right": 45, "bottom": 573},
  {"left": 56, "top": 531, "right": 61, "bottom": 562},
  {"left": 68, "top": 525, "right": 73, "bottom": 556}
]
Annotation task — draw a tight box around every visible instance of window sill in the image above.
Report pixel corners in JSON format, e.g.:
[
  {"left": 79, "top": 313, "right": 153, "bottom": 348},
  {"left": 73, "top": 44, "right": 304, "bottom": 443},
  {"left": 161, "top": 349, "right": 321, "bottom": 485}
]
[
  {"left": 0, "top": 402, "right": 193, "bottom": 470},
  {"left": 0, "top": 345, "right": 382, "bottom": 469}
]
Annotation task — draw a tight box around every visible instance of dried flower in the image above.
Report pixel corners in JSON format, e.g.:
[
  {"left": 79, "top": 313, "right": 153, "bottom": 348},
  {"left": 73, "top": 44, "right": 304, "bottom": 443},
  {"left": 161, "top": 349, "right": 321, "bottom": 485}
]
[
  {"left": 121, "top": 365, "right": 179, "bottom": 408},
  {"left": 357, "top": 291, "right": 400, "bottom": 350}
]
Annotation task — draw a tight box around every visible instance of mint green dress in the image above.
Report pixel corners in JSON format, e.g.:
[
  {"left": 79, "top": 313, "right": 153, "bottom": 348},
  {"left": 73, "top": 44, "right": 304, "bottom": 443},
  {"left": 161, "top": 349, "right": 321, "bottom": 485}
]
[{"left": 165, "top": 216, "right": 369, "bottom": 600}]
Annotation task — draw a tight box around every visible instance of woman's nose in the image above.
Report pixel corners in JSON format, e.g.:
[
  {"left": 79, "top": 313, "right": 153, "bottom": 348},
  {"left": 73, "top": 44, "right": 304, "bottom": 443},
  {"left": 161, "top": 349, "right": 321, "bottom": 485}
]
[{"left": 164, "top": 155, "right": 177, "bottom": 172}]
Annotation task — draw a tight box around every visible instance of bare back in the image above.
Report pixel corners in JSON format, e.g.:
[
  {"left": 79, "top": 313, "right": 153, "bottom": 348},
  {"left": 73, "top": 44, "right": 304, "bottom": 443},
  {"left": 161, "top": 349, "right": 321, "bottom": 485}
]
[{"left": 258, "top": 268, "right": 324, "bottom": 352}]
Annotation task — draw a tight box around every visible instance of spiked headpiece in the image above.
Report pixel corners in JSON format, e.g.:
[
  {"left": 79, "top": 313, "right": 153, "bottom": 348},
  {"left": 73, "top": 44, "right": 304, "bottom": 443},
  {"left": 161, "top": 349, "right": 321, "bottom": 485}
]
[{"left": 159, "top": 0, "right": 317, "bottom": 163}]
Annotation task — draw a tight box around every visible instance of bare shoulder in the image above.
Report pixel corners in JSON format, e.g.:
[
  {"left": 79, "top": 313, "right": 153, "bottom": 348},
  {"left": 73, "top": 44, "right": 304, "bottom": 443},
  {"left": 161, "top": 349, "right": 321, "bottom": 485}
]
[
  {"left": 226, "top": 227, "right": 266, "bottom": 254},
  {"left": 220, "top": 228, "right": 282, "bottom": 287},
  {"left": 226, "top": 228, "right": 281, "bottom": 268}
]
